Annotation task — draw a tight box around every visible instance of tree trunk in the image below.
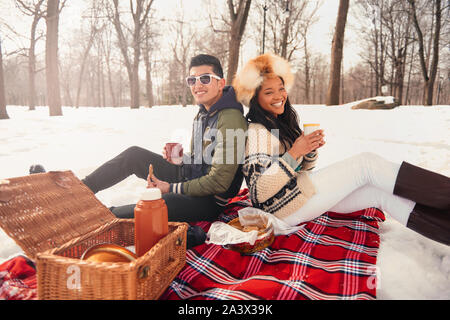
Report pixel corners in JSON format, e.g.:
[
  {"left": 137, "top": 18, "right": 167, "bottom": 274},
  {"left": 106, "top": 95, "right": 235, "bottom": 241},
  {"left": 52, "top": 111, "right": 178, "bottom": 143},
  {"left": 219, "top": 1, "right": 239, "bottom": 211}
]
[
  {"left": 395, "top": 49, "right": 405, "bottom": 105},
  {"left": 131, "top": 20, "right": 141, "bottom": 109},
  {"left": 280, "top": 4, "right": 291, "bottom": 59},
  {"left": 226, "top": 0, "right": 252, "bottom": 85},
  {"left": 130, "top": 15, "right": 141, "bottom": 109},
  {"left": 409, "top": 0, "right": 441, "bottom": 106},
  {"left": 303, "top": 39, "right": 310, "bottom": 104},
  {"left": 405, "top": 42, "right": 415, "bottom": 105},
  {"left": 143, "top": 25, "right": 154, "bottom": 108},
  {"left": 145, "top": 61, "right": 154, "bottom": 108},
  {"left": 45, "top": 0, "right": 62, "bottom": 116},
  {"left": 426, "top": 0, "right": 441, "bottom": 106},
  {"left": 62, "top": 80, "right": 73, "bottom": 107},
  {"left": 325, "top": 0, "right": 349, "bottom": 106},
  {"left": 28, "top": 15, "right": 40, "bottom": 111},
  {"left": 104, "top": 49, "right": 117, "bottom": 107},
  {"left": 227, "top": 30, "right": 241, "bottom": 85},
  {"left": 111, "top": 0, "right": 153, "bottom": 109},
  {"left": 28, "top": 40, "right": 37, "bottom": 111},
  {"left": 16, "top": 0, "right": 45, "bottom": 111},
  {"left": 340, "top": 60, "right": 344, "bottom": 104},
  {"left": 374, "top": 24, "right": 379, "bottom": 95},
  {"left": 111, "top": 0, "right": 132, "bottom": 107},
  {"left": 397, "top": 15, "right": 411, "bottom": 105},
  {"left": 0, "top": 38, "right": 9, "bottom": 120},
  {"left": 75, "top": 30, "right": 96, "bottom": 108},
  {"left": 100, "top": 54, "right": 106, "bottom": 108},
  {"left": 130, "top": 63, "right": 140, "bottom": 109},
  {"left": 369, "top": 61, "right": 374, "bottom": 97},
  {"left": 96, "top": 52, "right": 101, "bottom": 107}
]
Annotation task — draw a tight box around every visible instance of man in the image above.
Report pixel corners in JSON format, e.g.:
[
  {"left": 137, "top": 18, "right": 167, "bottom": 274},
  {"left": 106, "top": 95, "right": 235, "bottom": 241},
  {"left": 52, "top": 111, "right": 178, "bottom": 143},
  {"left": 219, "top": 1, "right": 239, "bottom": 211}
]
[{"left": 69, "top": 54, "right": 247, "bottom": 222}]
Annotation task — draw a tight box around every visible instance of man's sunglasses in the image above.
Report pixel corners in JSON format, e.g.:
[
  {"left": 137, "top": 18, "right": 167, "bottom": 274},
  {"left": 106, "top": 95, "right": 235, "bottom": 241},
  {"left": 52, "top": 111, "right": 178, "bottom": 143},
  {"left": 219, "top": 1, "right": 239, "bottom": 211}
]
[{"left": 186, "top": 74, "right": 222, "bottom": 86}]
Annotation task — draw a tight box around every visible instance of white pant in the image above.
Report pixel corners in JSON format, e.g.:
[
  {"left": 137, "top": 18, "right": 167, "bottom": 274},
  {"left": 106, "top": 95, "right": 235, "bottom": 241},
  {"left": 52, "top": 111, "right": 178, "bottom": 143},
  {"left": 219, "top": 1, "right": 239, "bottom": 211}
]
[{"left": 282, "top": 152, "right": 416, "bottom": 227}]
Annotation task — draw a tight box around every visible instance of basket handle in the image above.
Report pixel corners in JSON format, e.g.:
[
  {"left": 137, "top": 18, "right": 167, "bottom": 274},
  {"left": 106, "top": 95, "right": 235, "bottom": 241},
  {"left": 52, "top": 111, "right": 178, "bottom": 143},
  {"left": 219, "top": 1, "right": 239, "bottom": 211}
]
[
  {"left": 49, "top": 171, "right": 74, "bottom": 189},
  {"left": 137, "top": 235, "right": 185, "bottom": 279},
  {"left": 137, "top": 256, "right": 181, "bottom": 280}
]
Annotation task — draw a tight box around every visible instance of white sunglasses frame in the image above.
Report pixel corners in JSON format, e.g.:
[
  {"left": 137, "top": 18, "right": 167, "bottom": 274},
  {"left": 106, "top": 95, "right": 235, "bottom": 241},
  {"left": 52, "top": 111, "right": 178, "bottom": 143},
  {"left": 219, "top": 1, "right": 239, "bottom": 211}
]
[{"left": 186, "top": 74, "right": 222, "bottom": 86}]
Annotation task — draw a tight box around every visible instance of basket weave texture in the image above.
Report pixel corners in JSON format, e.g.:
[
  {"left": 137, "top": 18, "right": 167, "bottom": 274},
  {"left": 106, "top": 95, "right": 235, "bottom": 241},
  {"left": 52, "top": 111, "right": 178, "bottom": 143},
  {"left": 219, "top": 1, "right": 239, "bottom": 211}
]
[{"left": 0, "top": 171, "right": 187, "bottom": 300}]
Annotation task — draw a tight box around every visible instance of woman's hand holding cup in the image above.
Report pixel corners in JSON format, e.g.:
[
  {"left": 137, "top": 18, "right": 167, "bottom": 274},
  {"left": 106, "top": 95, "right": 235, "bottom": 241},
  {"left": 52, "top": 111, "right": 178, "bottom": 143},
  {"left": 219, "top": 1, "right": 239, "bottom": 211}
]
[{"left": 288, "top": 125, "right": 325, "bottom": 159}]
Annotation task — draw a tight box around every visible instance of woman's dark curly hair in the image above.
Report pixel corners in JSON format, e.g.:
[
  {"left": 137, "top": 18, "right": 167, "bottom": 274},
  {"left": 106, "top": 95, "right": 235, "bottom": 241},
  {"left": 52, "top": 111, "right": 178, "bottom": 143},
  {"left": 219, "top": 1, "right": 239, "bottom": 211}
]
[{"left": 245, "top": 77, "right": 302, "bottom": 150}]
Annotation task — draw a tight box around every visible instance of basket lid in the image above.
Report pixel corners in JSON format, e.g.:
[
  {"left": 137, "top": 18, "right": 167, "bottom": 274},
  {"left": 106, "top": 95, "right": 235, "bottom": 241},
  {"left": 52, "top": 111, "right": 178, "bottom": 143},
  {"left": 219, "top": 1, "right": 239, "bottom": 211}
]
[{"left": 0, "top": 171, "right": 117, "bottom": 260}]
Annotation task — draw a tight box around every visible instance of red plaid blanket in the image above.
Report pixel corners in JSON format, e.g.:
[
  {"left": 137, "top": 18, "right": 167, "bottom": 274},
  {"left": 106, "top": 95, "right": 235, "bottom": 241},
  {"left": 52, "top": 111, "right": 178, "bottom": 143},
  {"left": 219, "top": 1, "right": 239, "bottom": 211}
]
[
  {"left": 0, "top": 255, "right": 37, "bottom": 300},
  {"left": 161, "top": 189, "right": 385, "bottom": 300},
  {"left": 0, "top": 189, "right": 384, "bottom": 300}
]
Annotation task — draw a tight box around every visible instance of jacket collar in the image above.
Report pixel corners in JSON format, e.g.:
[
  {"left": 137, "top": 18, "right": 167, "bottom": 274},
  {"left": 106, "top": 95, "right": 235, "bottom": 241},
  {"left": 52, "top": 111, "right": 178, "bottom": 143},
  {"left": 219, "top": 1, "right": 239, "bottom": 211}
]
[{"left": 198, "top": 86, "right": 244, "bottom": 115}]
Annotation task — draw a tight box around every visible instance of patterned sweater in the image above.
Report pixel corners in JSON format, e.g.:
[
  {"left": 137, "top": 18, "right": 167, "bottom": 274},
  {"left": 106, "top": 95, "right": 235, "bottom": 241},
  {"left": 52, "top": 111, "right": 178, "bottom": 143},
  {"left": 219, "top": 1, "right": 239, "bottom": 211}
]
[{"left": 242, "top": 123, "right": 318, "bottom": 219}]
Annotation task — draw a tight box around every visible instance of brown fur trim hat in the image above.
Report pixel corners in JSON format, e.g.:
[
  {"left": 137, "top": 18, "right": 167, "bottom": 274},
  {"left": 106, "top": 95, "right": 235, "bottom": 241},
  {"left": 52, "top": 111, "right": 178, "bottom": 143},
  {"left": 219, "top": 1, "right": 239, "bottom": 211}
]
[{"left": 232, "top": 53, "right": 294, "bottom": 106}]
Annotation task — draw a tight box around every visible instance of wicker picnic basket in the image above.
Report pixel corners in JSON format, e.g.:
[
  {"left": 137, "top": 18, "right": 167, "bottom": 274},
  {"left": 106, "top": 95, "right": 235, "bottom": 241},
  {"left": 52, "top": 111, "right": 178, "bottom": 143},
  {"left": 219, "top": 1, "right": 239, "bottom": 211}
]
[{"left": 0, "top": 171, "right": 187, "bottom": 300}]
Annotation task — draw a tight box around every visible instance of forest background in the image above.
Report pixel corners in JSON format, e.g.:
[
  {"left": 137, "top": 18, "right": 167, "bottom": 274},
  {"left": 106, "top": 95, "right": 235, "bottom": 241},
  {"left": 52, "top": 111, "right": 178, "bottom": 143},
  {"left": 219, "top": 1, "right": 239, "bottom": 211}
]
[{"left": 0, "top": 0, "right": 448, "bottom": 118}]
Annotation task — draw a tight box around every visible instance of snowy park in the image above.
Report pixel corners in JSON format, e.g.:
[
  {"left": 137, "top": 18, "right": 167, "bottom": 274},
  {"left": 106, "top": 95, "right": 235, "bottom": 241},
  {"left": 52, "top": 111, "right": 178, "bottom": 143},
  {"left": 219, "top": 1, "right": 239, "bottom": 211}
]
[
  {"left": 1, "top": 101, "right": 449, "bottom": 299},
  {"left": 0, "top": 0, "right": 449, "bottom": 302}
]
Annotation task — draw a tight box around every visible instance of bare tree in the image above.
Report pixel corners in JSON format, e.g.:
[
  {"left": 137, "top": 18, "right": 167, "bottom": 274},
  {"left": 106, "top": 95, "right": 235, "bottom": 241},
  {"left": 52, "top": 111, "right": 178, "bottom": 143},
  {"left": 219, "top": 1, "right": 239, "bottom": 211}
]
[
  {"left": 302, "top": 38, "right": 311, "bottom": 103},
  {"left": 298, "top": 3, "right": 321, "bottom": 102},
  {"left": 343, "top": 62, "right": 373, "bottom": 101},
  {"left": 226, "top": 0, "right": 252, "bottom": 85},
  {"left": 171, "top": 18, "right": 196, "bottom": 107},
  {"left": 73, "top": 2, "right": 106, "bottom": 108},
  {"left": 383, "top": 1, "right": 411, "bottom": 104},
  {"left": 109, "top": 0, "right": 154, "bottom": 109},
  {"left": 99, "top": 23, "right": 118, "bottom": 107},
  {"left": 75, "top": 27, "right": 99, "bottom": 108},
  {"left": 326, "top": 0, "right": 350, "bottom": 106},
  {"left": 356, "top": 0, "right": 413, "bottom": 103},
  {"left": 0, "top": 36, "right": 9, "bottom": 119},
  {"left": 204, "top": 2, "right": 234, "bottom": 75},
  {"left": 15, "top": 0, "right": 46, "bottom": 111},
  {"left": 408, "top": 0, "right": 442, "bottom": 105},
  {"left": 264, "top": 0, "right": 320, "bottom": 61},
  {"left": 94, "top": 31, "right": 106, "bottom": 108},
  {"left": 59, "top": 48, "right": 75, "bottom": 107},
  {"left": 143, "top": 21, "right": 155, "bottom": 108},
  {"left": 45, "top": 0, "right": 64, "bottom": 116},
  {"left": 371, "top": 0, "right": 387, "bottom": 96}
]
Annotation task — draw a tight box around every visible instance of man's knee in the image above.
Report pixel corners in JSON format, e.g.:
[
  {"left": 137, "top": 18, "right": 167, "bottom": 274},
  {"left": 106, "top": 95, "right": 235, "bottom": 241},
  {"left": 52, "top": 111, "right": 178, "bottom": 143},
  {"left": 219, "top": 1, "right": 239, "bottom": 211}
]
[
  {"left": 123, "top": 146, "right": 148, "bottom": 158},
  {"left": 120, "top": 146, "right": 153, "bottom": 168}
]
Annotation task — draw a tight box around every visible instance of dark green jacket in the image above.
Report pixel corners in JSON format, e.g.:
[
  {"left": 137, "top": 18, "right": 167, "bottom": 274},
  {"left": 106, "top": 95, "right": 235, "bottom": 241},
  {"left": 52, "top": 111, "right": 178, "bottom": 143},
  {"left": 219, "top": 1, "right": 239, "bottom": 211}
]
[{"left": 170, "top": 86, "right": 248, "bottom": 205}]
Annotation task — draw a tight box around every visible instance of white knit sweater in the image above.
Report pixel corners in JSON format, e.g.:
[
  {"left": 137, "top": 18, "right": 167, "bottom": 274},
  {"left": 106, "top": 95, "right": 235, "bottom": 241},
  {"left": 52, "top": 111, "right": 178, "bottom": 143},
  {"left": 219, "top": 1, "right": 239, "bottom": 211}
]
[{"left": 242, "top": 123, "right": 318, "bottom": 219}]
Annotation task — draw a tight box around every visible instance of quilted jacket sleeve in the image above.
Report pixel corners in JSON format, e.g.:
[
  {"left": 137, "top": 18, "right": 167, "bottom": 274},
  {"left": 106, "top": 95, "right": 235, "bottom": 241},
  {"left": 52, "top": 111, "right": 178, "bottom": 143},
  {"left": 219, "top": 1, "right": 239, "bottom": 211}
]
[{"left": 172, "top": 108, "right": 248, "bottom": 196}]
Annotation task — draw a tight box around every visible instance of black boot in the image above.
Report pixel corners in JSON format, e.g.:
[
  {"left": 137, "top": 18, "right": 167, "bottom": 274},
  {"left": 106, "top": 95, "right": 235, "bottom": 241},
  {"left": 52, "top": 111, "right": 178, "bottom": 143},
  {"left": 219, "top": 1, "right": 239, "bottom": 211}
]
[
  {"left": 407, "top": 203, "right": 450, "bottom": 245},
  {"left": 393, "top": 161, "right": 450, "bottom": 210},
  {"left": 186, "top": 225, "right": 207, "bottom": 249},
  {"left": 29, "top": 164, "right": 46, "bottom": 174},
  {"left": 109, "top": 204, "right": 136, "bottom": 219}
]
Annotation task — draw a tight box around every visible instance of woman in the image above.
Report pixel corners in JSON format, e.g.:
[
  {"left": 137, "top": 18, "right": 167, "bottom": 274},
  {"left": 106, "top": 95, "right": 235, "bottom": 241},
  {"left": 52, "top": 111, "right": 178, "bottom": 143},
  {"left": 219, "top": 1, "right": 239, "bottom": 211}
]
[{"left": 232, "top": 53, "right": 449, "bottom": 245}]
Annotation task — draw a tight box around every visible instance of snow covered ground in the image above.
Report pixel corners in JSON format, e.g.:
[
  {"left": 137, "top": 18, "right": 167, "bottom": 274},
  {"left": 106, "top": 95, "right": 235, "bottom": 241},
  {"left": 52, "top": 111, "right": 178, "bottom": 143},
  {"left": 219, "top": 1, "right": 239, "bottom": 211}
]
[{"left": 1, "top": 101, "right": 449, "bottom": 299}]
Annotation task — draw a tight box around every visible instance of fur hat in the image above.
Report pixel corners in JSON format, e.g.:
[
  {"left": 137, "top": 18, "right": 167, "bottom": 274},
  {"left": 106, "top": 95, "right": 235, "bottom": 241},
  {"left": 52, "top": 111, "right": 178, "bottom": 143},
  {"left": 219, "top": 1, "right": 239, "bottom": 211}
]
[{"left": 232, "top": 53, "right": 294, "bottom": 107}]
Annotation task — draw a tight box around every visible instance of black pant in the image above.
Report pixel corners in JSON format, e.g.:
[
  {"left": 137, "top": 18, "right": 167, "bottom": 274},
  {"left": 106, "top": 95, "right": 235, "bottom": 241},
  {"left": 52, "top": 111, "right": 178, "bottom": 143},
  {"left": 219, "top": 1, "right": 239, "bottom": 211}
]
[{"left": 82, "top": 146, "right": 222, "bottom": 222}]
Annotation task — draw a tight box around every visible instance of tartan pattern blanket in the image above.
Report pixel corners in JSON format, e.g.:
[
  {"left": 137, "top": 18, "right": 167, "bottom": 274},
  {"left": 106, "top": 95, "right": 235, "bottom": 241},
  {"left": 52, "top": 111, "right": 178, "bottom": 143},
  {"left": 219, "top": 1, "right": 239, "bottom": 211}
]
[
  {"left": 161, "top": 189, "right": 385, "bottom": 300},
  {"left": 0, "top": 255, "right": 37, "bottom": 300},
  {"left": 0, "top": 190, "right": 385, "bottom": 300}
]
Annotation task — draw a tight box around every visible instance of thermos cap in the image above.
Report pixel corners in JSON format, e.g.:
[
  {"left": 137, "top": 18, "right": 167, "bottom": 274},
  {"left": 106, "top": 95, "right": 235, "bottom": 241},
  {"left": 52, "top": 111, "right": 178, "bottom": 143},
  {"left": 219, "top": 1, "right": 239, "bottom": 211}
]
[{"left": 140, "top": 188, "right": 162, "bottom": 201}]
